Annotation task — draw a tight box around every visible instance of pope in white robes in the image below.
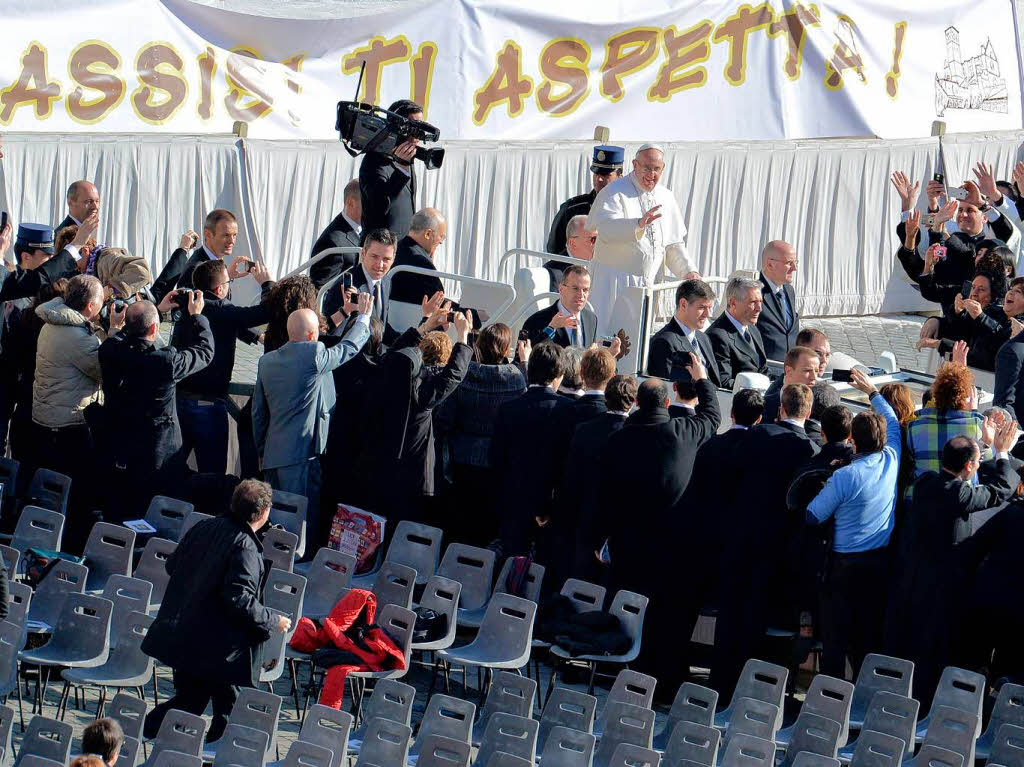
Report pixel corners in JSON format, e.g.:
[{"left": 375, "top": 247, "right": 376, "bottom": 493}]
[{"left": 586, "top": 144, "right": 693, "bottom": 334}]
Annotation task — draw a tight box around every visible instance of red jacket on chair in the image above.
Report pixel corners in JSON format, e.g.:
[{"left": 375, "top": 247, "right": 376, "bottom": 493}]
[{"left": 289, "top": 588, "right": 406, "bottom": 708}]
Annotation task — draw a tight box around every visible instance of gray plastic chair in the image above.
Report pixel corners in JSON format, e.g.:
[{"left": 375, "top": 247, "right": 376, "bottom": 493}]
[
  {"left": 294, "top": 704, "right": 351, "bottom": 767},
  {"left": 299, "top": 549, "right": 356, "bottom": 619},
  {"left": 143, "top": 496, "right": 193, "bottom": 541},
  {"left": 373, "top": 561, "right": 417, "bottom": 609},
  {"left": 264, "top": 528, "right": 300, "bottom": 573},
  {"left": 82, "top": 522, "right": 136, "bottom": 592},
  {"left": 24, "top": 469, "right": 71, "bottom": 516},
  {"left": 363, "top": 520, "right": 443, "bottom": 587},
  {"left": 9, "top": 507, "right": 64, "bottom": 555},
  {"left": 539, "top": 725, "right": 596, "bottom": 767},
  {"left": 415, "top": 734, "right": 471, "bottom": 767},
  {"left": 902, "top": 745, "right": 963, "bottom": 767},
  {"left": 713, "top": 660, "right": 788, "bottom": 731},
  {"left": 719, "top": 734, "right": 775, "bottom": 767},
  {"left": 26, "top": 560, "right": 87, "bottom": 628},
  {"left": 848, "top": 656, "right": 914, "bottom": 731},
  {"left": 534, "top": 579, "right": 606, "bottom": 656},
  {"left": 349, "top": 603, "right": 415, "bottom": 685},
  {"left": 438, "top": 543, "right": 497, "bottom": 628},
  {"left": 413, "top": 576, "right": 462, "bottom": 652},
  {"left": 270, "top": 489, "right": 308, "bottom": 559},
  {"left": 778, "top": 713, "right": 842, "bottom": 767},
  {"left": 150, "top": 752, "right": 202, "bottom": 767},
  {"left": 144, "top": 709, "right": 208, "bottom": 765},
  {"left": 655, "top": 683, "right": 720, "bottom": 750},
  {"left": 0, "top": 545, "right": 19, "bottom": 581},
  {"left": 101, "top": 576, "right": 153, "bottom": 645},
  {"left": 777, "top": 675, "right": 854, "bottom": 749},
  {"left": 474, "top": 713, "right": 539, "bottom": 767},
  {"left": 988, "top": 723, "right": 1024, "bottom": 767},
  {"left": 538, "top": 687, "right": 597, "bottom": 755},
  {"left": 916, "top": 667, "right": 985, "bottom": 739},
  {"left": 664, "top": 720, "right": 720, "bottom": 766},
  {"left": 0, "top": 621, "right": 20, "bottom": 731},
  {"left": 6, "top": 583, "right": 30, "bottom": 648},
  {"left": 346, "top": 680, "right": 415, "bottom": 756},
  {"left": 593, "top": 702, "right": 656, "bottom": 767},
  {"left": 16, "top": 757, "right": 63, "bottom": 767},
  {"left": 594, "top": 671, "right": 657, "bottom": 739},
  {"left": 492, "top": 557, "right": 545, "bottom": 603},
  {"left": 211, "top": 723, "right": 269, "bottom": 767},
  {"left": 14, "top": 716, "right": 72, "bottom": 767},
  {"left": 179, "top": 512, "right": 213, "bottom": 539},
  {"left": 482, "top": 754, "right": 531, "bottom": 767},
  {"left": 977, "top": 685, "right": 1024, "bottom": 762},
  {"left": 910, "top": 706, "right": 978, "bottom": 767},
  {"left": 840, "top": 693, "right": 919, "bottom": 761},
  {"left": 411, "top": 695, "right": 475, "bottom": 761},
  {"left": 472, "top": 672, "right": 537, "bottom": 746},
  {"left": 0, "top": 704, "right": 13, "bottom": 766},
  {"left": 59, "top": 610, "right": 154, "bottom": 719},
  {"left": 280, "top": 740, "right": 334, "bottom": 767},
  {"left": 606, "top": 743, "right": 661, "bottom": 767},
  {"left": 108, "top": 691, "right": 148, "bottom": 741},
  {"left": 848, "top": 730, "right": 906, "bottom": 767},
  {"left": 720, "top": 699, "right": 780, "bottom": 751},
  {"left": 133, "top": 537, "right": 176, "bottom": 609},
  {"left": 439, "top": 593, "right": 536, "bottom": 681},
  {"left": 203, "top": 688, "right": 282, "bottom": 762},
  {"left": 116, "top": 735, "right": 141, "bottom": 767},
  {"left": 353, "top": 717, "right": 412, "bottom": 767},
  {"left": 261, "top": 569, "right": 306, "bottom": 685},
  {"left": 791, "top": 755, "right": 840, "bottom": 767}
]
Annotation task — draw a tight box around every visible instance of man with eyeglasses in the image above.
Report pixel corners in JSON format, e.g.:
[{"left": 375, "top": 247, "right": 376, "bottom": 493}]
[
  {"left": 545, "top": 145, "right": 623, "bottom": 257},
  {"left": 543, "top": 215, "right": 597, "bottom": 291},
  {"left": 757, "top": 240, "right": 801, "bottom": 361},
  {"left": 587, "top": 144, "right": 692, "bottom": 335}
]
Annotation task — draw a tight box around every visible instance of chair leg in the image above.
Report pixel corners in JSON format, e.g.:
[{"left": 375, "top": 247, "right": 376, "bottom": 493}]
[
  {"left": 287, "top": 658, "right": 302, "bottom": 719},
  {"left": 56, "top": 681, "right": 71, "bottom": 720},
  {"left": 586, "top": 661, "right": 597, "bottom": 695},
  {"left": 96, "top": 685, "right": 107, "bottom": 718},
  {"left": 151, "top": 668, "right": 160, "bottom": 707},
  {"left": 544, "top": 659, "right": 559, "bottom": 707},
  {"left": 15, "top": 670, "right": 25, "bottom": 732}
]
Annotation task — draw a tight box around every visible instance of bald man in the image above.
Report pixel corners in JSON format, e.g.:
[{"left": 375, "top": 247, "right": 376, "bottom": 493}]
[
  {"left": 253, "top": 295, "right": 373, "bottom": 553},
  {"left": 757, "top": 240, "right": 800, "bottom": 361},
  {"left": 389, "top": 207, "right": 449, "bottom": 307},
  {"left": 98, "top": 289, "right": 214, "bottom": 522},
  {"left": 58, "top": 180, "right": 100, "bottom": 232}
]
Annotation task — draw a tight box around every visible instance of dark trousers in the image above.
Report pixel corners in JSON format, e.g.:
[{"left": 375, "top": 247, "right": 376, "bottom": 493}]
[
  {"left": 30, "top": 422, "right": 96, "bottom": 553},
  {"left": 144, "top": 668, "right": 239, "bottom": 743},
  {"left": 177, "top": 397, "right": 229, "bottom": 475},
  {"left": 820, "top": 547, "right": 889, "bottom": 680}
]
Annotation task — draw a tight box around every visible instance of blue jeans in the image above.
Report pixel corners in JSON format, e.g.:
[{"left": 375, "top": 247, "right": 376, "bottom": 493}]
[{"left": 177, "top": 397, "right": 229, "bottom": 475}]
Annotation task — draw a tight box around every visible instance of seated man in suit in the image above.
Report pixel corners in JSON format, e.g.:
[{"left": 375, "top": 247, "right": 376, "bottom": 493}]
[
  {"left": 762, "top": 346, "right": 819, "bottom": 423},
  {"left": 648, "top": 278, "right": 722, "bottom": 387},
  {"left": 523, "top": 265, "right": 598, "bottom": 348},
  {"left": 799, "top": 327, "right": 832, "bottom": 376},
  {"left": 544, "top": 215, "right": 597, "bottom": 291},
  {"left": 707, "top": 276, "right": 768, "bottom": 389},
  {"left": 389, "top": 207, "right": 448, "bottom": 306},
  {"left": 757, "top": 240, "right": 800, "bottom": 361},
  {"left": 310, "top": 178, "right": 362, "bottom": 292}
]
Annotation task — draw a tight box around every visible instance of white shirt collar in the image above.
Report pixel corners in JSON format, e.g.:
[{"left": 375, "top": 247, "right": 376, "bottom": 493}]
[
  {"left": 730, "top": 424, "right": 749, "bottom": 430},
  {"left": 202, "top": 244, "right": 219, "bottom": 261},
  {"left": 360, "top": 264, "right": 378, "bottom": 289},
  {"left": 725, "top": 311, "right": 748, "bottom": 334},
  {"left": 557, "top": 300, "right": 579, "bottom": 320},
  {"left": 583, "top": 389, "right": 605, "bottom": 397},
  {"left": 675, "top": 403, "right": 696, "bottom": 413},
  {"left": 608, "top": 410, "right": 630, "bottom": 417},
  {"left": 343, "top": 212, "right": 362, "bottom": 236},
  {"left": 69, "top": 215, "right": 83, "bottom": 226},
  {"left": 529, "top": 384, "right": 555, "bottom": 391},
  {"left": 781, "top": 418, "right": 805, "bottom": 428},
  {"left": 674, "top": 316, "right": 698, "bottom": 342},
  {"left": 762, "top": 273, "right": 783, "bottom": 295}
]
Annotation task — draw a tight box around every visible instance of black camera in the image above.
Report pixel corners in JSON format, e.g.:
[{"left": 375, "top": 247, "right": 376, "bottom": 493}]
[
  {"left": 171, "top": 290, "right": 194, "bottom": 309},
  {"left": 336, "top": 101, "right": 444, "bottom": 169}
]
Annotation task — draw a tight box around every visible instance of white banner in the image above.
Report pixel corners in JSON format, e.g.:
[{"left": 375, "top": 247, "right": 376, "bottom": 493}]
[{"left": 0, "top": 0, "right": 1021, "bottom": 140}]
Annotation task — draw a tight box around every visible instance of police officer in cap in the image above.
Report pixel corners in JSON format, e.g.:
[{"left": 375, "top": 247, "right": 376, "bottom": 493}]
[
  {"left": 544, "top": 145, "right": 624, "bottom": 256},
  {"left": 0, "top": 222, "right": 76, "bottom": 302}
]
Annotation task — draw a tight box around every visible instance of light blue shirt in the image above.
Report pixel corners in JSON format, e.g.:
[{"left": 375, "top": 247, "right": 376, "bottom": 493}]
[
  {"left": 724, "top": 311, "right": 748, "bottom": 336},
  {"left": 807, "top": 392, "right": 902, "bottom": 552}
]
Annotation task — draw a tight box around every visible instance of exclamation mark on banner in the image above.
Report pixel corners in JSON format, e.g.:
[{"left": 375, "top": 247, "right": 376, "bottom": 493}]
[{"left": 886, "top": 22, "right": 907, "bottom": 99}]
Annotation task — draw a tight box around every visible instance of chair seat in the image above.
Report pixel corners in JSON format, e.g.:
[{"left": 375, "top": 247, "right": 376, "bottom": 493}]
[
  {"left": 775, "top": 723, "right": 796, "bottom": 749},
  {"left": 974, "top": 732, "right": 993, "bottom": 762},
  {"left": 456, "top": 607, "right": 486, "bottom": 629},
  {"left": 548, "top": 644, "right": 633, "bottom": 664},
  {"left": 439, "top": 643, "right": 526, "bottom": 669},
  {"left": 62, "top": 666, "right": 150, "bottom": 688},
  {"left": 19, "top": 647, "right": 107, "bottom": 669},
  {"left": 285, "top": 647, "right": 311, "bottom": 661},
  {"left": 652, "top": 727, "right": 671, "bottom": 752}
]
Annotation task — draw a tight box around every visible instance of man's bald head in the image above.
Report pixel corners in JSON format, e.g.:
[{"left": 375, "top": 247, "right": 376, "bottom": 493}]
[
  {"left": 287, "top": 308, "right": 320, "bottom": 342},
  {"left": 408, "top": 207, "right": 448, "bottom": 257},
  {"left": 67, "top": 180, "right": 100, "bottom": 221},
  {"left": 761, "top": 240, "right": 798, "bottom": 285},
  {"left": 125, "top": 300, "right": 159, "bottom": 339}
]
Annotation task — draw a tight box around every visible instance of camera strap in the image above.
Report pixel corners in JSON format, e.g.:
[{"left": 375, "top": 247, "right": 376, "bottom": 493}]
[{"left": 362, "top": 126, "right": 394, "bottom": 155}]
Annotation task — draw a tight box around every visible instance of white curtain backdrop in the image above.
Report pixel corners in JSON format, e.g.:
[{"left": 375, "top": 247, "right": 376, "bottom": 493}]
[{"left": 1, "top": 131, "right": 1010, "bottom": 316}]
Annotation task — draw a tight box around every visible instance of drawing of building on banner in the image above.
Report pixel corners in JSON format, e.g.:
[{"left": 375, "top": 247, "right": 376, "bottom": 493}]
[{"left": 935, "top": 26, "right": 1007, "bottom": 116}]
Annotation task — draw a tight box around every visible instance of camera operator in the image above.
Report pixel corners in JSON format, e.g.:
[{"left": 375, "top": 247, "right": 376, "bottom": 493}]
[
  {"left": 359, "top": 99, "right": 424, "bottom": 240},
  {"left": 171, "top": 258, "right": 274, "bottom": 475}
]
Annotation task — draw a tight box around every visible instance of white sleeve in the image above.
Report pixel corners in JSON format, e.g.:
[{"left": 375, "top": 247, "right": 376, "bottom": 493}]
[{"left": 587, "top": 191, "right": 642, "bottom": 246}]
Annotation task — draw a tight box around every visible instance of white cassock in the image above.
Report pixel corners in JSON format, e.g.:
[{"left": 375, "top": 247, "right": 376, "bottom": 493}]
[{"left": 586, "top": 171, "right": 692, "bottom": 335}]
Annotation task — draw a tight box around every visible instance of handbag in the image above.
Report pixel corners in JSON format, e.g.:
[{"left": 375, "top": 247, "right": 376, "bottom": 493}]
[{"left": 21, "top": 548, "right": 84, "bottom": 588}]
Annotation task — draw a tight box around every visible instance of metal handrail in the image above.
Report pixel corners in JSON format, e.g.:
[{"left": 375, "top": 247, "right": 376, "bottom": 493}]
[
  {"left": 283, "top": 246, "right": 362, "bottom": 280},
  {"left": 316, "top": 265, "right": 356, "bottom": 315},
  {"left": 383, "top": 264, "right": 517, "bottom": 325},
  {"left": 495, "top": 248, "right": 591, "bottom": 282}
]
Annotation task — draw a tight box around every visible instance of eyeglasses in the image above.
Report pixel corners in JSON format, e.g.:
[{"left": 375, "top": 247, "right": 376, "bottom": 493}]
[
  {"left": 636, "top": 165, "right": 664, "bottom": 174},
  {"left": 769, "top": 257, "right": 798, "bottom": 268},
  {"left": 571, "top": 235, "right": 598, "bottom": 244}
]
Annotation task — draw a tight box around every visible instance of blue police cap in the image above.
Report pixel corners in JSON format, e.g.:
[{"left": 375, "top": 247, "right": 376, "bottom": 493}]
[
  {"left": 591, "top": 145, "right": 625, "bottom": 174},
  {"left": 15, "top": 223, "right": 55, "bottom": 254}
]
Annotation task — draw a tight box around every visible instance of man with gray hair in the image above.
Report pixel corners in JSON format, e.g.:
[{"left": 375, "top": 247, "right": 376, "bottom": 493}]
[
  {"left": 390, "top": 207, "right": 449, "bottom": 306},
  {"left": 310, "top": 178, "right": 363, "bottom": 289},
  {"left": 544, "top": 214, "right": 597, "bottom": 291},
  {"left": 757, "top": 240, "right": 800, "bottom": 361},
  {"left": 707, "top": 276, "right": 768, "bottom": 389}
]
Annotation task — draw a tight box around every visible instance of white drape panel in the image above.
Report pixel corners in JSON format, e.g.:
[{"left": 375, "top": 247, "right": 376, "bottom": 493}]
[
  {"left": 940, "top": 131, "right": 1024, "bottom": 190},
  {"left": 0, "top": 132, "right": 956, "bottom": 315}
]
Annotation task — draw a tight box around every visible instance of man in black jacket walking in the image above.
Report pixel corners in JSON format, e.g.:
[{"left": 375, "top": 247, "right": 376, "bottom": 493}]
[{"left": 142, "top": 480, "right": 291, "bottom": 742}]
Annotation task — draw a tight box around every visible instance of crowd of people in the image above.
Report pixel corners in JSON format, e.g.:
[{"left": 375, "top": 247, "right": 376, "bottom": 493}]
[{"left": 1, "top": 117, "right": 1023, "bottom": 741}]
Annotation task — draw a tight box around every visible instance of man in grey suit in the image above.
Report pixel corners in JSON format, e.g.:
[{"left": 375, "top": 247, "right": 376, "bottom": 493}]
[{"left": 253, "top": 294, "right": 373, "bottom": 545}]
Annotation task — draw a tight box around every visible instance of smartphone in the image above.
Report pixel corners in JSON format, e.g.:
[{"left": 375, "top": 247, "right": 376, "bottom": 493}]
[
  {"left": 238, "top": 260, "right": 253, "bottom": 274},
  {"left": 831, "top": 369, "right": 853, "bottom": 383},
  {"left": 518, "top": 329, "right": 530, "bottom": 342},
  {"left": 933, "top": 173, "right": 945, "bottom": 185},
  {"left": 961, "top": 280, "right": 973, "bottom": 300},
  {"left": 0, "top": 211, "right": 7, "bottom": 232},
  {"left": 342, "top": 273, "right": 353, "bottom": 293},
  {"left": 600, "top": 337, "right": 614, "bottom": 347},
  {"left": 948, "top": 186, "right": 969, "bottom": 201},
  {"left": 934, "top": 245, "right": 946, "bottom": 260},
  {"left": 446, "top": 311, "right": 457, "bottom": 323}
]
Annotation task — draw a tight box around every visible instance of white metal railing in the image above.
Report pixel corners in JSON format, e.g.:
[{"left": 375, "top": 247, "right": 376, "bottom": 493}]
[
  {"left": 495, "top": 247, "right": 591, "bottom": 283},
  {"left": 283, "top": 246, "right": 362, "bottom": 280},
  {"left": 383, "top": 264, "right": 516, "bottom": 330}
]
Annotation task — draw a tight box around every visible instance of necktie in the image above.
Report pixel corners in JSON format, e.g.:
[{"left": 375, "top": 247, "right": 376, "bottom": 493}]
[
  {"left": 372, "top": 282, "right": 382, "bottom": 320},
  {"left": 689, "top": 335, "right": 704, "bottom": 364},
  {"left": 778, "top": 289, "right": 792, "bottom": 328},
  {"left": 570, "top": 325, "right": 579, "bottom": 347}
]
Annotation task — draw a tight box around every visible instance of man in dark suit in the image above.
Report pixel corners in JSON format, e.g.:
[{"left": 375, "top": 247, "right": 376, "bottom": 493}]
[
  {"left": 388, "top": 208, "right": 448, "bottom": 306},
  {"left": 172, "top": 209, "right": 247, "bottom": 292},
  {"left": 491, "top": 342, "right": 578, "bottom": 558},
  {"left": 762, "top": 346, "right": 819, "bottom": 423},
  {"left": 522, "top": 266, "right": 598, "bottom": 348},
  {"left": 310, "top": 178, "right": 362, "bottom": 294},
  {"left": 711, "top": 382, "right": 817, "bottom": 695},
  {"left": 708, "top": 276, "right": 768, "bottom": 389},
  {"left": 359, "top": 99, "right": 422, "bottom": 240},
  {"left": 544, "top": 145, "right": 623, "bottom": 257},
  {"left": 324, "top": 228, "right": 397, "bottom": 339},
  {"left": 757, "top": 240, "right": 800, "bottom": 362},
  {"left": 574, "top": 345, "right": 616, "bottom": 422},
  {"left": 648, "top": 278, "right": 723, "bottom": 387},
  {"left": 55, "top": 180, "right": 100, "bottom": 233},
  {"left": 543, "top": 214, "right": 596, "bottom": 291}
]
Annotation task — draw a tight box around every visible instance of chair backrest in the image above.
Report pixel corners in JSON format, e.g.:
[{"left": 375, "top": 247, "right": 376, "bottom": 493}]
[
  {"left": 143, "top": 496, "right": 193, "bottom": 541},
  {"left": 861, "top": 692, "right": 920, "bottom": 757},
  {"left": 606, "top": 743, "right": 661, "bottom": 767},
  {"left": 376, "top": 603, "right": 415, "bottom": 670},
  {"left": 48, "top": 592, "right": 113, "bottom": 665},
  {"left": 373, "top": 562, "right": 416, "bottom": 609},
  {"left": 82, "top": 522, "right": 136, "bottom": 591},
  {"left": 594, "top": 702, "right": 656, "bottom": 766},
  {"left": 539, "top": 687, "right": 597, "bottom": 754},
  {"left": 114, "top": 734, "right": 140, "bottom": 767},
  {"left": 911, "top": 745, "right": 964, "bottom": 767},
  {"left": 108, "top": 692, "right": 148, "bottom": 741},
  {"left": 27, "top": 559, "right": 87, "bottom": 628},
  {"left": 720, "top": 734, "right": 776, "bottom": 767},
  {"left": 104, "top": 610, "right": 155, "bottom": 681},
  {"left": 667, "top": 683, "right": 720, "bottom": 731},
  {"left": 362, "top": 679, "right": 415, "bottom": 726},
  {"left": 264, "top": 569, "right": 306, "bottom": 624},
  {"left": 989, "top": 723, "right": 1024, "bottom": 767},
  {"left": 476, "top": 713, "right": 539, "bottom": 766},
  {"left": 385, "top": 520, "right": 442, "bottom": 584},
  {"left": 270, "top": 489, "right": 308, "bottom": 556},
  {"left": 985, "top": 684, "right": 1024, "bottom": 742},
  {"left": 0, "top": 704, "right": 13, "bottom": 766},
  {"left": 5, "top": 583, "right": 30, "bottom": 645},
  {"left": 724, "top": 698, "right": 780, "bottom": 747},
  {"left": 179, "top": 512, "right": 213, "bottom": 539},
  {"left": 0, "top": 544, "right": 19, "bottom": 580},
  {"left": 665, "top": 719, "right": 720, "bottom": 767},
  {"left": 413, "top": 694, "right": 476, "bottom": 753},
  {"left": 353, "top": 717, "right": 411, "bottom": 767},
  {"left": 133, "top": 537, "right": 176, "bottom": 605},
  {"left": 725, "top": 659, "right": 789, "bottom": 730},
  {"left": 474, "top": 593, "right": 536, "bottom": 665},
  {"left": 226, "top": 688, "right": 282, "bottom": 755},
  {"left": 438, "top": 543, "right": 496, "bottom": 611},
  {"left": 849, "top": 730, "right": 906, "bottom": 767},
  {"left": 790, "top": 755, "right": 840, "bottom": 767},
  {"left": 263, "top": 527, "right": 300, "bottom": 573},
  {"left": 483, "top": 754, "right": 532, "bottom": 767},
  {"left": 151, "top": 709, "right": 208, "bottom": 760},
  {"left": 493, "top": 557, "right": 545, "bottom": 603},
  {"left": 479, "top": 671, "right": 538, "bottom": 730},
  {"left": 415, "top": 575, "right": 461, "bottom": 647},
  {"left": 779, "top": 713, "right": 842, "bottom": 767},
  {"left": 211, "top": 723, "right": 270, "bottom": 767},
  {"left": 25, "top": 469, "right": 71, "bottom": 515},
  {"left": 101, "top": 575, "right": 153, "bottom": 643},
  {"left": 560, "top": 579, "right": 606, "bottom": 612},
  {"left": 151, "top": 751, "right": 203, "bottom": 767},
  {"left": 801, "top": 675, "right": 854, "bottom": 747},
  {"left": 921, "top": 706, "right": 978, "bottom": 765},
  {"left": 303, "top": 549, "right": 356, "bottom": 618},
  {"left": 282, "top": 740, "right": 334, "bottom": 767},
  {"left": 850, "top": 655, "right": 915, "bottom": 722},
  {"left": 0, "top": 458, "right": 17, "bottom": 500},
  {"left": 414, "top": 734, "right": 471, "bottom": 767},
  {"left": 608, "top": 670, "right": 657, "bottom": 710},
  {"left": 11, "top": 506, "right": 64, "bottom": 554},
  {"left": 0, "top": 620, "right": 20, "bottom": 698},
  {"left": 16, "top": 716, "right": 73, "bottom": 767},
  {"left": 16, "top": 758, "right": 64, "bottom": 767},
  {"left": 925, "top": 667, "right": 985, "bottom": 735},
  {"left": 606, "top": 590, "right": 649, "bottom": 661},
  {"left": 539, "top": 725, "right": 596, "bottom": 767},
  {"left": 298, "top": 705, "right": 352, "bottom": 767}
]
